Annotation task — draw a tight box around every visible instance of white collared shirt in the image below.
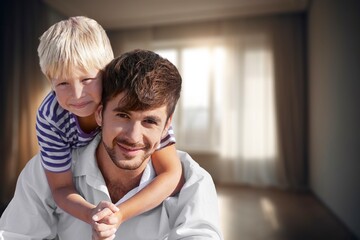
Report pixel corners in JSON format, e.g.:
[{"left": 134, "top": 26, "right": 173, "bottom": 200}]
[{"left": 0, "top": 135, "right": 223, "bottom": 240}]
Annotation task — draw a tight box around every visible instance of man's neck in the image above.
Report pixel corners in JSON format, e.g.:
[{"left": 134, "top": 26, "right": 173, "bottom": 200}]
[
  {"left": 96, "top": 142, "right": 149, "bottom": 203},
  {"left": 104, "top": 173, "right": 142, "bottom": 203}
]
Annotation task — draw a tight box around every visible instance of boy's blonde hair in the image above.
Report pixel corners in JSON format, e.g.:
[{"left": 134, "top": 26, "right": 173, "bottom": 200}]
[{"left": 38, "top": 16, "right": 114, "bottom": 80}]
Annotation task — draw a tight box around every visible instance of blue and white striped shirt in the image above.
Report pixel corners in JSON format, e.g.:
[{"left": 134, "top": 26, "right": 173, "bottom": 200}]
[{"left": 36, "top": 92, "right": 176, "bottom": 172}]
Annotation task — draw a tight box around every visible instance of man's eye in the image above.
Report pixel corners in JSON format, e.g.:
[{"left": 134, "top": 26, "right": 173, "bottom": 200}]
[
  {"left": 116, "top": 113, "right": 129, "bottom": 118},
  {"left": 144, "top": 119, "right": 158, "bottom": 125}
]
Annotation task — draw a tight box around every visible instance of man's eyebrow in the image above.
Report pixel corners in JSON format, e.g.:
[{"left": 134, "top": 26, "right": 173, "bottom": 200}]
[
  {"left": 112, "top": 106, "right": 127, "bottom": 113},
  {"left": 111, "top": 107, "right": 163, "bottom": 122}
]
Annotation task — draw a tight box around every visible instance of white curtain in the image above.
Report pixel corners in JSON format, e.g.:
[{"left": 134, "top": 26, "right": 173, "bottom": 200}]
[{"left": 220, "top": 35, "right": 279, "bottom": 186}]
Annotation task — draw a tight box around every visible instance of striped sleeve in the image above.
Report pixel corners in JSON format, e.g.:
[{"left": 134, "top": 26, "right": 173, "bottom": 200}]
[
  {"left": 36, "top": 92, "right": 72, "bottom": 172},
  {"left": 158, "top": 125, "right": 176, "bottom": 150}
]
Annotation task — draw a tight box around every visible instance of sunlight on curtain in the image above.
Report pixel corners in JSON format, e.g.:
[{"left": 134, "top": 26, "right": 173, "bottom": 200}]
[
  {"left": 220, "top": 37, "right": 278, "bottom": 185},
  {"left": 157, "top": 47, "right": 222, "bottom": 152},
  {"left": 242, "top": 48, "right": 277, "bottom": 160},
  {"left": 180, "top": 48, "right": 212, "bottom": 151},
  {"left": 156, "top": 35, "right": 278, "bottom": 186}
]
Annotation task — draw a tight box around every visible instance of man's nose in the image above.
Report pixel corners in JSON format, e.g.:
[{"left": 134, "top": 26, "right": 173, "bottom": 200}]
[{"left": 125, "top": 122, "right": 143, "bottom": 143}]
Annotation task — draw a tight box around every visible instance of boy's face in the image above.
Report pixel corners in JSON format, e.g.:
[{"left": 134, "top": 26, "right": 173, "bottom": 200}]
[
  {"left": 95, "top": 92, "right": 171, "bottom": 171},
  {"left": 51, "top": 67, "right": 102, "bottom": 117}
]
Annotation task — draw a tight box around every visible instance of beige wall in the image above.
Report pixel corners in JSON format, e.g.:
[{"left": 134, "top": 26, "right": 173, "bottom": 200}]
[{"left": 308, "top": 0, "right": 360, "bottom": 238}]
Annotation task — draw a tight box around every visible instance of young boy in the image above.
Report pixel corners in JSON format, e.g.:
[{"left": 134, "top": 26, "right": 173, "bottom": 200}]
[{"left": 36, "top": 16, "right": 183, "bottom": 236}]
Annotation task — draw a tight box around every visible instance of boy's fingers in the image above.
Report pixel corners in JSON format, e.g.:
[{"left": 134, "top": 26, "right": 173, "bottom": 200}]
[
  {"left": 105, "top": 215, "right": 118, "bottom": 225},
  {"left": 108, "top": 204, "right": 120, "bottom": 213},
  {"left": 97, "top": 201, "right": 119, "bottom": 213},
  {"left": 93, "top": 221, "right": 115, "bottom": 232},
  {"left": 92, "top": 208, "right": 113, "bottom": 221}
]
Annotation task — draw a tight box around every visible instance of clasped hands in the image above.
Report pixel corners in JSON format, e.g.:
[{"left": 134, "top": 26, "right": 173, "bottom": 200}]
[{"left": 90, "top": 201, "right": 123, "bottom": 240}]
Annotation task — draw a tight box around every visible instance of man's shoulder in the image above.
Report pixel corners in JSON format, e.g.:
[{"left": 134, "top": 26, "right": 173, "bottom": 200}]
[
  {"left": 21, "top": 153, "right": 43, "bottom": 174},
  {"left": 13, "top": 153, "right": 50, "bottom": 194},
  {"left": 165, "top": 151, "right": 222, "bottom": 239},
  {"left": 177, "top": 150, "right": 215, "bottom": 187}
]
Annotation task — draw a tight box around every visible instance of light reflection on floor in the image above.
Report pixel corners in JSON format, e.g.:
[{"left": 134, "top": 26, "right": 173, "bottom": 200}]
[
  {"left": 215, "top": 185, "right": 356, "bottom": 240},
  {"left": 260, "top": 197, "right": 280, "bottom": 230}
]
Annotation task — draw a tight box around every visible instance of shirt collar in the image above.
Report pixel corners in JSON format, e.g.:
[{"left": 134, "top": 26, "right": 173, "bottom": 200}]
[{"left": 72, "top": 134, "right": 100, "bottom": 178}]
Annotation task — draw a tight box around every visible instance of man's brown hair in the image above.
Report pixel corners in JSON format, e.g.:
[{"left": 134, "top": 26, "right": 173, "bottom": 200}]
[{"left": 101, "top": 49, "right": 182, "bottom": 119}]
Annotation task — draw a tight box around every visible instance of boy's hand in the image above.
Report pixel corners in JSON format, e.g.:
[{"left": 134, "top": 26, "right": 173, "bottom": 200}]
[
  {"left": 91, "top": 201, "right": 121, "bottom": 240},
  {"left": 92, "top": 201, "right": 119, "bottom": 222}
]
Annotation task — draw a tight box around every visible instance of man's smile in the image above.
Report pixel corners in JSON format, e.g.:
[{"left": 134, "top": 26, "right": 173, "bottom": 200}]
[{"left": 116, "top": 141, "right": 146, "bottom": 157}]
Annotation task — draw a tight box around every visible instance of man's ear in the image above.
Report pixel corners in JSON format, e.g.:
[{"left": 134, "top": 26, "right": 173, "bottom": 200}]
[
  {"left": 95, "top": 104, "right": 103, "bottom": 127},
  {"left": 162, "top": 114, "right": 173, "bottom": 138}
]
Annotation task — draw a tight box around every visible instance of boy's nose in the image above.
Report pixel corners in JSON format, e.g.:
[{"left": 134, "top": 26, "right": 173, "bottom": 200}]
[{"left": 72, "top": 83, "right": 84, "bottom": 99}]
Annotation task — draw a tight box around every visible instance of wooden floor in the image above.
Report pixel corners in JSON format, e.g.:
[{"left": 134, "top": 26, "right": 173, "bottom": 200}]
[{"left": 216, "top": 185, "right": 357, "bottom": 240}]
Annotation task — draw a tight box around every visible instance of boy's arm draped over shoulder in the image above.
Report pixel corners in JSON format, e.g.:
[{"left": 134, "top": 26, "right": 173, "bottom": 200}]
[
  {"left": 0, "top": 154, "right": 58, "bottom": 239},
  {"left": 166, "top": 151, "right": 223, "bottom": 240}
]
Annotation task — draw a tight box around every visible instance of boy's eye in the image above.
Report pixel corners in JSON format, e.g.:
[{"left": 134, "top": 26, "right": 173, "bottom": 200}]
[
  {"left": 57, "top": 82, "right": 69, "bottom": 87},
  {"left": 80, "top": 78, "right": 94, "bottom": 84},
  {"left": 82, "top": 78, "right": 93, "bottom": 83}
]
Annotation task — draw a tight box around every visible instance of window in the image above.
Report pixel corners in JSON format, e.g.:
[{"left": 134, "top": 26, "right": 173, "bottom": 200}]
[{"left": 156, "top": 45, "right": 224, "bottom": 153}]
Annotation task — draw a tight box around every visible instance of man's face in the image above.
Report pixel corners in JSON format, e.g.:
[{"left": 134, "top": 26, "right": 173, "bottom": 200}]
[{"left": 96, "top": 92, "right": 171, "bottom": 170}]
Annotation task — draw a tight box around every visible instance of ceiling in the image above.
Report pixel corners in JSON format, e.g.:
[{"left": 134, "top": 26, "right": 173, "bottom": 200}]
[{"left": 42, "top": 0, "right": 309, "bottom": 30}]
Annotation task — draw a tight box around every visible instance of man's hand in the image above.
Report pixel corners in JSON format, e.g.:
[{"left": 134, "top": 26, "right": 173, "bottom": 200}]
[{"left": 91, "top": 201, "right": 121, "bottom": 240}]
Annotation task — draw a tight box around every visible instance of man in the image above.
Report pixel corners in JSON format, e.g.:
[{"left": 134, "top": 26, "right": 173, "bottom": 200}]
[{"left": 0, "top": 49, "right": 223, "bottom": 240}]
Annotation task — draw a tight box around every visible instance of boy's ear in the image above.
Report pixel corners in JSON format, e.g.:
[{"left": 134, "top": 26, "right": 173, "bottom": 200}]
[
  {"left": 95, "top": 104, "right": 103, "bottom": 126},
  {"left": 50, "top": 80, "right": 55, "bottom": 91}
]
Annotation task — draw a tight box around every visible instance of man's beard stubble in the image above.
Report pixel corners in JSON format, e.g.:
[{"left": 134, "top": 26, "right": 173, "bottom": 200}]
[{"left": 102, "top": 136, "right": 152, "bottom": 170}]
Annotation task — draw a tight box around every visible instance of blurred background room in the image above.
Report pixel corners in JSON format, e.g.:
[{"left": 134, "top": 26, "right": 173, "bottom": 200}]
[{"left": 1, "top": 0, "right": 359, "bottom": 239}]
